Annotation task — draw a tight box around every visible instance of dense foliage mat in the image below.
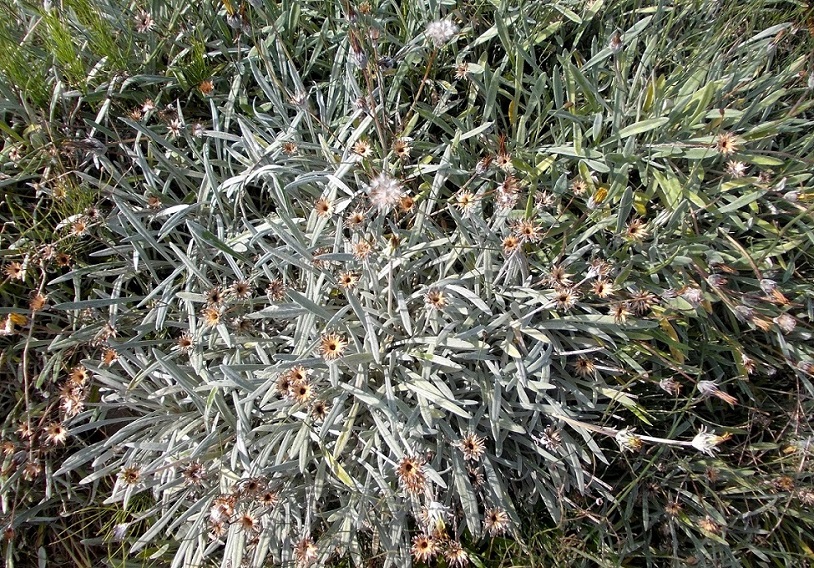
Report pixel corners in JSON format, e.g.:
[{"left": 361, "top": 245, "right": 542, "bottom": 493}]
[{"left": 2, "top": 0, "right": 814, "bottom": 566}]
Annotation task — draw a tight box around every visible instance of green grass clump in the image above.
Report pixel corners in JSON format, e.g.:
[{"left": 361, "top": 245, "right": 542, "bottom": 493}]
[{"left": 1, "top": 1, "right": 814, "bottom": 567}]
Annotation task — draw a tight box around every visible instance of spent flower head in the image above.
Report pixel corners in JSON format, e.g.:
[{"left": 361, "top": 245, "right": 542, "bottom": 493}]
[
  {"left": 691, "top": 426, "right": 732, "bottom": 456},
  {"left": 697, "top": 380, "right": 737, "bottom": 406},
  {"left": 615, "top": 427, "right": 643, "bottom": 453}
]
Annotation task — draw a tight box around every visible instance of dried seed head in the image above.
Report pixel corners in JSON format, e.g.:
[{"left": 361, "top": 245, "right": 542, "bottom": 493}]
[
  {"left": 733, "top": 304, "right": 754, "bottom": 323},
  {"left": 774, "top": 313, "right": 796, "bottom": 334},
  {"left": 483, "top": 507, "right": 511, "bottom": 536},
  {"left": 315, "top": 197, "right": 334, "bottom": 218},
  {"left": 680, "top": 287, "right": 703, "bottom": 307},
  {"left": 120, "top": 466, "right": 142, "bottom": 485},
  {"left": 345, "top": 208, "right": 366, "bottom": 229},
  {"left": 56, "top": 252, "right": 72, "bottom": 267},
  {"left": 366, "top": 173, "right": 403, "bottom": 212},
  {"left": 425, "top": 19, "right": 459, "bottom": 47},
  {"left": 707, "top": 273, "right": 727, "bottom": 287},
  {"left": 624, "top": 218, "right": 649, "bottom": 241},
  {"left": 536, "top": 426, "right": 562, "bottom": 451},
  {"left": 411, "top": 534, "right": 439, "bottom": 563},
  {"left": 267, "top": 279, "right": 286, "bottom": 301},
  {"left": 546, "top": 265, "right": 572, "bottom": 288},
  {"left": 205, "top": 286, "right": 224, "bottom": 306},
  {"left": 725, "top": 160, "right": 747, "bottom": 178},
  {"left": 398, "top": 194, "right": 415, "bottom": 213},
  {"left": 238, "top": 512, "right": 259, "bottom": 533},
  {"left": 319, "top": 332, "right": 348, "bottom": 361},
  {"left": 496, "top": 176, "right": 520, "bottom": 209},
  {"left": 425, "top": 288, "right": 447, "bottom": 311},
  {"left": 282, "top": 141, "right": 298, "bottom": 155},
  {"left": 475, "top": 155, "right": 493, "bottom": 174},
  {"left": 392, "top": 138, "right": 411, "bottom": 159},
  {"left": 182, "top": 461, "right": 206, "bottom": 486},
  {"left": 454, "top": 62, "right": 469, "bottom": 80},
  {"left": 456, "top": 433, "right": 486, "bottom": 461},
  {"left": 512, "top": 219, "right": 541, "bottom": 243},
  {"left": 741, "top": 353, "right": 756, "bottom": 374},
  {"left": 294, "top": 536, "right": 318, "bottom": 566},
  {"left": 232, "top": 317, "right": 254, "bottom": 335},
  {"left": 101, "top": 347, "right": 119, "bottom": 366},
  {"left": 288, "top": 365, "right": 307, "bottom": 383},
  {"left": 276, "top": 373, "right": 294, "bottom": 398},
  {"left": 1, "top": 441, "right": 15, "bottom": 456},
  {"left": 313, "top": 249, "right": 334, "bottom": 270},
  {"left": 69, "top": 365, "right": 90, "bottom": 386},
  {"left": 60, "top": 392, "right": 84, "bottom": 418},
  {"left": 352, "top": 139, "right": 372, "bottom": 159},
  {"left": 570, "top": 177, "right": 588, "bottom": 196},
  {"left": 29, "top": 293, "right": 47, "bottom": 312},
  {"left": 455, "top": 190, "right": 477, "bottom": 215},
  {"left": 495, "top": 152, "right": 513, "bottom": 172},
  {"left": 209, "top": 519, "right": 227, "bottom": 538},
  {"left": 259, "top": 490, "right": 279, "bottom": 507},
  {"left": 351, "top": 240, "right": 373, "bottom": 261},
  {"left": 698, "top": 516, "right": 720, "bottom": 534},
  {"left": 310, "top": 399, "right": 331, "bottom": 422},
  {"left": 201, "top": 306, "right": 222, "bottom": 327},
  {"left": 553, "top": 288, "right": 579, "bottom": 312},
  {"left": 44, "top": 422, "right": 68, "bottom": 446},
  {"left": 167, "top": 118, "right": 183, "bottom": 138},
  {"left": 177, "top": 332, "right": 194, "bottom": 353},
  {"left": 337, "top": 271, "right": 359, "bottom": 289},
  {"left": 17, "top": 421, "right": 33, "bottom": 440},
  {"left": 797, "top": 487, "right": 814, "bottom": 506},
  {"left": 534, "top": 190, "right": 556, "bottom": 209},
  {"left": 210, "top": 494, "right": 236, "bottom": 523},
  {"left": 628, "top": 290, "right": 656, "bottom": 316},
  {"left": 714, "top": 132, "right": 738, "bottom": 155},
  {"left": 444, "top": 540, "right": 470, "bottom": 567},
  {"left": 592, "top": 279, "right": 614, "bottom": 298},
  {"left": 231, "top": 280, "right": 252, "bottom": 299},
  {"left": 199, "top": 79, "right": 214, "bottom": 95},
  {"left": 23, "top": 460, "right": 43, "bottom": 480},
  {"left": 573, "top": 357, "right": 597, "bottom": 378},
  {"left": 134, "top": 9, "right": 154, "bottom": 33},
  {"left": 396, "top": 455, "right": 427, "bottom": 494},
  {"left": 502, "top": 235, "right": 521, "bottom": 256},
  {"left": 3, "top": 262, "right": 24, "bottom": 280},
  {"left": 292, "top": 379, "right": 314, "bottom": 405}
]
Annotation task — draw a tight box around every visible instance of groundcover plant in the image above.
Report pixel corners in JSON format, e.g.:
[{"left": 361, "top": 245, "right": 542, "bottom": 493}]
[{"left": 1, "top": 0, "right": 814, "bottom": 566}]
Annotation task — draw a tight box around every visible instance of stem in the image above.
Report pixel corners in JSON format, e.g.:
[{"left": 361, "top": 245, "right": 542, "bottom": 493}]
[{"left": 402, "top": 49, "right": 437, "bottom": 127}]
